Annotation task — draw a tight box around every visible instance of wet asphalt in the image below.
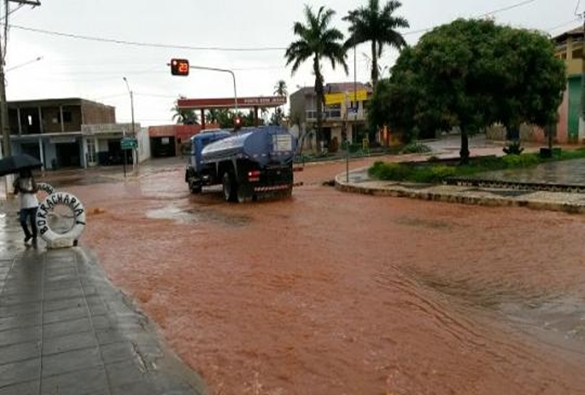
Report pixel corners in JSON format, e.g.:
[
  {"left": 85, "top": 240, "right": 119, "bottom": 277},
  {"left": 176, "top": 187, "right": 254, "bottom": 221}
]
[
  {"left": 0, "top": 199, "right": 206, "bottom": 395},
  {"left": 1, "top": 135, "right": 585, "bottom": 394}
]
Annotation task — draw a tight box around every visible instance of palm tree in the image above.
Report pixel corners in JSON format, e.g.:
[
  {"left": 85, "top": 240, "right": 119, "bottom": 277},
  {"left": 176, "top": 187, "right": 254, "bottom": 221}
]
[
  {"left": 273, "top": 80, "right": 288, "bottom": 125},
  {"left": 274, "top": 80, "right": 288, "bottom": 97},
  {"left": 285, "top": 5, "right": 348, "bottom": 146},
  {"left": 344, "top": 0, "right": 409, "bottom": 86},
  {"left": 172, "top": 96, "right": 199, "bottom": 124},
  {"left": 205, "top": 109, "right": 220, "bottom": 124}
]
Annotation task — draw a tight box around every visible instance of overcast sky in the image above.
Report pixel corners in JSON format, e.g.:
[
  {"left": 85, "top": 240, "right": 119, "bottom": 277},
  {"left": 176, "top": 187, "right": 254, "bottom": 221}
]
[{"left": 1, "top": 0, "right": 579, "bottom": 126}]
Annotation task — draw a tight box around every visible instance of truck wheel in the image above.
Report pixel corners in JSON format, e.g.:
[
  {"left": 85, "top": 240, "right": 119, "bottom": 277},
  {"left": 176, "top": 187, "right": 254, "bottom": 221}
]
[
  {"left": 222, "top": 172, "right": 237, "bottom": 202},
  {"left": 189, "top": 180, "right": 202, "bottom": 194},
  {"left": 237, "top": 185, "right": 253, "bottom": 203}
]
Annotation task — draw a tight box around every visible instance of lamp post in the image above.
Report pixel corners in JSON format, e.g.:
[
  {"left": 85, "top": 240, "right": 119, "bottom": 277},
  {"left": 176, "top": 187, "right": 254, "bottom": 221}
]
[
  {"left": 122, "top": 77, "right": 135, "bottom": 136},
  {"left": 122, "top": 77, "right": 135, "bottom": 177}
]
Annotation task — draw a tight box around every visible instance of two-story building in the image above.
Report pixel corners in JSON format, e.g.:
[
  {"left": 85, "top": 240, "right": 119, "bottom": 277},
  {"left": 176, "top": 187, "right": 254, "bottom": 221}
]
[
  {"left": 5, "top": 98, "right": 147, "bottom": 169},
  {"left": 553, "top": 27, "right": 583, "bottom": 143},
  {"left": 289, "top": 82, "right": 373, "bottom": 150}
]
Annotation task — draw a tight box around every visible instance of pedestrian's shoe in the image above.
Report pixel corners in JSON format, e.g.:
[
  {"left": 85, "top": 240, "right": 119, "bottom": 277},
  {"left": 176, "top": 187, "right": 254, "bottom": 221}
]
[{"left": 24, "top": 235, "right": 32, "bottom": 243}]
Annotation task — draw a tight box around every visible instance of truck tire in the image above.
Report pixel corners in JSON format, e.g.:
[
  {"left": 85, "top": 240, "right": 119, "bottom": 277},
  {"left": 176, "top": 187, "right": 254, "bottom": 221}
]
[
  {"left": 237, "top": 184, "right": 253, "bottom": 203},
  {"left": 222, "top": 172, "right": 237, "bottom": 202},
  {"left": 188, "top": 179, "right": 202, "bottom": 194}
]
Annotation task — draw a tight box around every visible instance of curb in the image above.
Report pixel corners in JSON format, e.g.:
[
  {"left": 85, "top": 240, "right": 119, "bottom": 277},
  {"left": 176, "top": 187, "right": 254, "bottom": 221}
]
[{"left": 335, "top": 174, "right": 585, "bottom": 215}]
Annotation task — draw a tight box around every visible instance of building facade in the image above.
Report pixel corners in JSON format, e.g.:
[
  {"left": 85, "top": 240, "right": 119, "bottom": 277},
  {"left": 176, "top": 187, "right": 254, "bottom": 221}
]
[
  {"left": 289, "top": 82, "right": 373, "bottom": 151},
  {"left": 4, "top": 98, "right": 140, "bottom": 169},
  {"left": 553, "top": 27, "right": 583, "bottom": 144},
  {"left": 148, "top": 123, "right": 221, "bottom": 157}
]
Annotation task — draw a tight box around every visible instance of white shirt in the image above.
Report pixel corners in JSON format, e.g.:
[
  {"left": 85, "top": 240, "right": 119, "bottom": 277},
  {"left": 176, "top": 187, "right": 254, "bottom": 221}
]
[{"left": 16, "top": 177, "right": 39, "bottom": 209}]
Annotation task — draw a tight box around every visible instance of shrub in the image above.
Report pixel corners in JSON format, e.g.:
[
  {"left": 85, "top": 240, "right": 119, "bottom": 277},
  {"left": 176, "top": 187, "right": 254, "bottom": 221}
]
[
  {"left": 401, "top": 142, "right": 432, "bottom": 154},
  {"left": 501, "top": 154, "right": 539, "bottom": 168},
  {"left": 369, "top": 162, "right": 409, "bottom": 181},
  {"left": 430, "top": 165, "right": 457, "bottom": 181},
  {"left": 503, "top": 141, "right": 524, "bottom": 155}
]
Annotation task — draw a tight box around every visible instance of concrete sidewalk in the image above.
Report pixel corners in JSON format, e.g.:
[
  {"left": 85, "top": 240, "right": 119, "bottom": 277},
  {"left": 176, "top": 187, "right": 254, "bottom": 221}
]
[
  {"left": 0, "top": 200, "right": 206, "bottom": 395},
  {"left": 336, "top": 166, "right": 585, "bottom": 215}
]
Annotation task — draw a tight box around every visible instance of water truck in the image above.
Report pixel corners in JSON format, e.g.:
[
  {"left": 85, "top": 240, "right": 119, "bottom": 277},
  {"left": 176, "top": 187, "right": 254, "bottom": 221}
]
[{"left": 185, "top": 126, "right": 297, "bottom": 202}]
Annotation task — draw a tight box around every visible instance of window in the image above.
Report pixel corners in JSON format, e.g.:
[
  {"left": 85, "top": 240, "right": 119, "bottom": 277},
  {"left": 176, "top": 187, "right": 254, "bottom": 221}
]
[{"left": 62, "top": 111, "right": 72, "bottom": 123}]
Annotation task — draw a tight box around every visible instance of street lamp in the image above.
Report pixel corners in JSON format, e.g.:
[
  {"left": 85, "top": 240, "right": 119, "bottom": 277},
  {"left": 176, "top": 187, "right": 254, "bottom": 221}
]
[
  {"left": 122, "top": 77, "right": 135, "bottom": 136},
  {"left": 122, "top": 77, "right": 136, "bottom": 177}
]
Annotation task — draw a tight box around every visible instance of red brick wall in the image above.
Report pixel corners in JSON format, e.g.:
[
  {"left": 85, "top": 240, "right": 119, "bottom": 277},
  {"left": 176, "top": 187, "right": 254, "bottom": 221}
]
[{"left": 148, "top": 124, "right": 220, "bottom": 140}]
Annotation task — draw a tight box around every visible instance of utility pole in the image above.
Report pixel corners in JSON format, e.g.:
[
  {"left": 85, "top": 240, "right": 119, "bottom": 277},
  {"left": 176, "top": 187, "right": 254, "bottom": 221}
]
[
  {"left": 0, "top": 0, "right": 40, "bottom": 158},
  {"left": 581, "top": 11, "right": 585, "bottom": 136},
  {"left": 0, "top": 0, "right": 40, "bottom": 196},
  {"left": 0, "top": 38, "right": 9, "bottom": 159}
]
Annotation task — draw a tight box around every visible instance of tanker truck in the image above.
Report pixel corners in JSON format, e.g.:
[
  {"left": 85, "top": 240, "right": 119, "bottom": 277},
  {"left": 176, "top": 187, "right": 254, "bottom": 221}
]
[{"left": 185, "top": 126, "right": 297, "bottom": 202}]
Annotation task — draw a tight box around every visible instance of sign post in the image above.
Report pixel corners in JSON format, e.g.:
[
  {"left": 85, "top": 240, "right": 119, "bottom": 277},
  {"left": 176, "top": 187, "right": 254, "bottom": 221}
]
[{"left": 120, "top": 137, "right": 138, "bottom": 178}]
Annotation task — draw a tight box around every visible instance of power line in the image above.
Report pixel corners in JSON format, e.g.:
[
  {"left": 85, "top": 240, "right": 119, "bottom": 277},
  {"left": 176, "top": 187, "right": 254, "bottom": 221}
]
[
  {"left": 547, "top": 18, "right": 581, "bottom": 32},
  {"left": 8, "top": 23, "right": 287, "bottom": 52},
  {"left": 404, "top": 0, "right": 538, "bottom": 36},
  {"left": 5, "top": 0, "right": 540, "bottom": 51},
  {"left": 477, "top": 0, "right": 537, "bottom": 18}
]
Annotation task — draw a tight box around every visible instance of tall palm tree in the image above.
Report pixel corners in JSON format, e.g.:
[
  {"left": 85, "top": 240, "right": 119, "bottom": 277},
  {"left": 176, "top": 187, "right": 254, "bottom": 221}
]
[
  {"left": 285, "top": 5, "right": 348, "bottom": 145},
  {"left": 344, "top": 0, "right": 409, "bottom": 86},
  {"left": 273, "top": 80, "right": 288, "bottom": 97},
  {"left": 273, "top": 80, "right": 288, "bottom": 125}
]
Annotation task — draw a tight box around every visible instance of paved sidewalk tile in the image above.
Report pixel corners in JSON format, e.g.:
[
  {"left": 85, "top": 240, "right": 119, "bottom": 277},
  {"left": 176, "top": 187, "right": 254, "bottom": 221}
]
[{"left": 0, "top": 200, "right": 206, "bottom": 395}]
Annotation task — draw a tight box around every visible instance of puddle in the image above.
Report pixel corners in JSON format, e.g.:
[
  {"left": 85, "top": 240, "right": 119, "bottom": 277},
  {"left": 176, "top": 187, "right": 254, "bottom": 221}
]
[
  {"left": 500, "top": 294, "right": 585, "bottom": 343},
  {"left": 412, "top": 270, "right": 585, "bottom": 351},
  {"left": 146, "top": 204, "right": 250, "bottom": 227}
]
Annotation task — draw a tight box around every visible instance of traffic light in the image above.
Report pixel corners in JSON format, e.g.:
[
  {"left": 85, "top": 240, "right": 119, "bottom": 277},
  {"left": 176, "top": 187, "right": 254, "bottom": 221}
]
[
  {"left": 170, "top": 58, "right": 189, "bottom": 76},
  {"left": 234, "top": 117, "right": 242, "bottom": 129}
]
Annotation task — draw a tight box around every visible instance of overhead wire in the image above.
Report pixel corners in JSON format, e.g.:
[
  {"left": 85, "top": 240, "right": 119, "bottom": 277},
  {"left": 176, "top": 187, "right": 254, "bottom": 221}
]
[
  {"left": 404, "top": 0, "right": 538, "bottom": 36},
  {"left": 6, "top": 0, "right": 541, "bottom": 51},
  {"left": 8, "top": 23, "right": 287, "bottom": 52}
]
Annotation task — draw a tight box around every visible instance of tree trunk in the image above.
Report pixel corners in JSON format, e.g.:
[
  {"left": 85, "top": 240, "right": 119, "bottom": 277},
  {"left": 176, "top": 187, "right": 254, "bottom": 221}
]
[
  {"left": 460, "top": 130, "right": 470, "bottom": 164},
  {"left": 314, "top": 57, "right": 324, "bottom": 151},
  {"left": 371, "top": 40, "right": 378, "bottom": 86}
]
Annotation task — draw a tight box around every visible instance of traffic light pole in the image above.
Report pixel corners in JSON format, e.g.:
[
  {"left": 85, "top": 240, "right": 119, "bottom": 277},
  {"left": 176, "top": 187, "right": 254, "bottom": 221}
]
[{"left": 189, "top": 66, "right": 238, "bottom": 113}]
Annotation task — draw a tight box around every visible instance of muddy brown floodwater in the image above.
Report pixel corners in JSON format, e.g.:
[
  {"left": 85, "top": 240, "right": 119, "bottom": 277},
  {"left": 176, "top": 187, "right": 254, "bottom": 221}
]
[{"left": 58, "top": 157, "right": 585, "bottom": 394}]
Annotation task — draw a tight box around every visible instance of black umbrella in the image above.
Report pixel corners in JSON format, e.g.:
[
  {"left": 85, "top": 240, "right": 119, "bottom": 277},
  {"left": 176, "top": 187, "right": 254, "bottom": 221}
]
[{"left": 0, "top": 154, "right": 43, "bottom": 177}]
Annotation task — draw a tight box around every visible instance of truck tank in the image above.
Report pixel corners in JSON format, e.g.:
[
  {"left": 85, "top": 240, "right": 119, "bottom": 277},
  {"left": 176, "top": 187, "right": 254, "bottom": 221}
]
[
  {"left": 190, "top": 129, "right": 232, "bottom": 171},
  {"left": 201, "top": 126, "right": 296, "bottom": 166}
]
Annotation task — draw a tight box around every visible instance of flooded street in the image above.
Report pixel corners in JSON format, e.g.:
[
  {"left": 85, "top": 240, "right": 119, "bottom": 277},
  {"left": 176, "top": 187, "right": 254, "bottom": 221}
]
[{"left": 54, "top": 157, "right": 585, "bottom": 394}]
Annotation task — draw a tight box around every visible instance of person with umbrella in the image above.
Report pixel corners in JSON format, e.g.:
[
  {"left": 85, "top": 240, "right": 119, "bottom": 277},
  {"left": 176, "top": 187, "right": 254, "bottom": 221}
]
[{"left": 13, "top": 168, "right": 39, "bottom": 244}]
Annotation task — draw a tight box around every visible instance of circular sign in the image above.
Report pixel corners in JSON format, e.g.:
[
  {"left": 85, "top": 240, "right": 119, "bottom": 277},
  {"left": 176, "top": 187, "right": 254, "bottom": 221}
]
[
  {"left": 37, "top": 182, "right": 55, "bottom": 195},
  {"left": 36, "top": 192, "right": 86, "bottom": 245}
]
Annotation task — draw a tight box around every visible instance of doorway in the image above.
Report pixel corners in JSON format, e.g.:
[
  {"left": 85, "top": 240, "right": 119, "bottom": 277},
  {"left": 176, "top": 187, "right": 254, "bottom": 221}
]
[{"left": 55, "top": 142, "right": 81, "bottom": 168}]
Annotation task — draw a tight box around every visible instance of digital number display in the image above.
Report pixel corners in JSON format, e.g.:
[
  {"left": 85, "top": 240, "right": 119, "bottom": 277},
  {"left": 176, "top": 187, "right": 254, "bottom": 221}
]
[{"left": 171, "top": 58, "right": 189, "bottom": 76}]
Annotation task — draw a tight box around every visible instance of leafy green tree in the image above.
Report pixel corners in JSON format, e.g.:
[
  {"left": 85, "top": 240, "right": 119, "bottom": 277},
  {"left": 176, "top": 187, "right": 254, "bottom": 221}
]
[
  {"left": 285, "top": 5, "right": 348, "bottom": 146},
  {"left": 372, "top": 19, "right": 565, "bottom": 162},
  {"left": 492, "top": 26, "right": 566, "bottom": 139},
  {"left": 344, "top": 0, "right": 409, "bottom": 86},
  {"left": 172, "top": 96, "right": 199, "bottom": 125}
]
